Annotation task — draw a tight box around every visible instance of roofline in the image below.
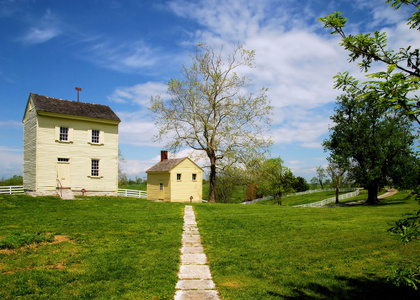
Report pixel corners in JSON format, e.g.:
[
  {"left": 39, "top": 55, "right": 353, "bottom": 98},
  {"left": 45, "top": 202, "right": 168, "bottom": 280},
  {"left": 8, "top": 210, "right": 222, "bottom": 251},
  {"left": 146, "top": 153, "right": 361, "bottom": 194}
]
[
  {"left": 37, "top": 111, "right": 121, "bottom": 125},
  {"left": 146, "top": 157, "right": 204, "bottom": 173}
]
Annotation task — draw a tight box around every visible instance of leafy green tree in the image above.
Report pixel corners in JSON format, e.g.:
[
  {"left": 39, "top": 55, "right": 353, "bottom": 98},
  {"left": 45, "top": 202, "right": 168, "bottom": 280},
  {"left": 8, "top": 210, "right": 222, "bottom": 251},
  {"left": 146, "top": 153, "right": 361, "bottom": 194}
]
[
  {"left": 0, "top": 175, "right": 23, "bottom": 186},
  {"left": 318, "top": 1, "right": 420, "bottom": 125},
  {"left": 292, "top": 176, "right": 309, "bottom": 192},
  {"left": 310, "top": 177, "right": 319, "bottom": 189},
  {"left": 316, "top": 166, "right": 327, "bottom": 189},
  {"left": 150, "top": 43, "right": 272, "bottom": 202},
  {"left": 323, "top": 87, "right": 418, "bottom": 204},
  {"left": 257, "top": 157, "right": 294, "bottom": 206},
  {"left": 326, "top": 161, "right": 348, "bottom": 204}
]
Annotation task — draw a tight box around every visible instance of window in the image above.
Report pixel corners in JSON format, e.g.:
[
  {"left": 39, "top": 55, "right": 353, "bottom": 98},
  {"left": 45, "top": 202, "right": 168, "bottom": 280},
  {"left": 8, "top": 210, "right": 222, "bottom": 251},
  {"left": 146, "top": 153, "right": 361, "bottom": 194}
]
[
  {"left": 91, "top": 159, "right": 99, "bottom": 177},
  {"left": 192, "top": 173, "right": 197, "bottom": 181},
  {"left": 159, "top": 183, "right": 163, "bottom": 191},
  {"left": 60, "top": 127, "right": 68, "bottom": 141},
  {"left": 57, "top": 158, "right": 69, "bottom": 163},
  {"left": 91, "top": 130, "right": 100, "bottom": 144},
  {"left": 177, "top": 173, "right": 181, "bottom": 181}
]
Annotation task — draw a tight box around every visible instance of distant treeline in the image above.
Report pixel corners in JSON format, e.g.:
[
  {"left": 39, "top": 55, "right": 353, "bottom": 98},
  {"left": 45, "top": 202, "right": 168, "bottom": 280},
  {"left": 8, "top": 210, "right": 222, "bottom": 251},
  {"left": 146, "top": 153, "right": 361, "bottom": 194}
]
[{"left": 0, "top": 175, "right": 23, "bottom": 186}]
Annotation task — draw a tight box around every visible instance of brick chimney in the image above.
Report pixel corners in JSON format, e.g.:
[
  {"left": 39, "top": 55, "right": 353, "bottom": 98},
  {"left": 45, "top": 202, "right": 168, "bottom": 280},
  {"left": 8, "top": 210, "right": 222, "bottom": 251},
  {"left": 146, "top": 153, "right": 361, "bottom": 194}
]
[{"left": 161, "top": 150, "right": 168, "bottom": 162}]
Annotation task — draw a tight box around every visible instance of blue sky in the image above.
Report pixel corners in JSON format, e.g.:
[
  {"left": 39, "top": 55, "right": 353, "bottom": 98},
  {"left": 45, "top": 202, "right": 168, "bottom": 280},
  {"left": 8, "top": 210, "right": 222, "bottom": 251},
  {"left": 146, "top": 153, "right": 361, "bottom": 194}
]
[{"left": 0, "top": 0, "right": 418, "bottom": 181}]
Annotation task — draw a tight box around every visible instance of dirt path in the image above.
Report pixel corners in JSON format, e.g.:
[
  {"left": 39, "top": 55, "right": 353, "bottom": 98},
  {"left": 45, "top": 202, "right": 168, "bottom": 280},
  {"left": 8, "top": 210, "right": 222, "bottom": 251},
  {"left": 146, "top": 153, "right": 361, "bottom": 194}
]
[{"left": 378, "top": 188, "right": 399, "bottom": 199}]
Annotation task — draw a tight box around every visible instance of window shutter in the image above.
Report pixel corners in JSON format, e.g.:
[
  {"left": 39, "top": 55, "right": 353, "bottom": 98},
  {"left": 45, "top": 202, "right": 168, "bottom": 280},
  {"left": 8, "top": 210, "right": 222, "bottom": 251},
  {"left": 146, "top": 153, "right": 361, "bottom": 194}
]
[
  {"left": 100, "top": 131, "right": 104, "bottom": 144},
  {"left": 87, "top": 129, "right": 92, "bottom": 143},
  {"left": 55, "top": 126, "right": 59, "bottom": 141},
  {"left": 68, "top": 127, "right": 74, "bottom": 142}
]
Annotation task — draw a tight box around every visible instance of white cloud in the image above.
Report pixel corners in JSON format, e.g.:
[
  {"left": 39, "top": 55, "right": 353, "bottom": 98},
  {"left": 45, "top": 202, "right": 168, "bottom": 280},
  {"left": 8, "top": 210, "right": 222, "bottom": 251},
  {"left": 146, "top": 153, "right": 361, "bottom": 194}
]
[
  {"left": 0, "top": 146, "right": 22, "bottom": 178},
  {"left": 86, "top": 40, "right": 159, "bottom": 73},
  {"left": 0, "top": 120, "right": 22, "bottom": 128},
  {"left": 117, "top": 113, "right": 158, "bottom": 147},
  {"left": 20, "top": 9, "right": 60, "bottom": 44},
  {"left": 108, "top": 82, "right": 169, "bottom": 106}
]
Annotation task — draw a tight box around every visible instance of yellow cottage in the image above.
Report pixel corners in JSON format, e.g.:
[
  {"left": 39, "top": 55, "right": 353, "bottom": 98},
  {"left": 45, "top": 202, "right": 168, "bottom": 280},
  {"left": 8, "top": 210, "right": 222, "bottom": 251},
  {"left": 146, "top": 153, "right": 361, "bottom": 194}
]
[
  {"left": 22, "top": 93, "right": 121, "bottom": 198},
  {"left": 146, "top": 151, "right": 203, "bottom": 202}
]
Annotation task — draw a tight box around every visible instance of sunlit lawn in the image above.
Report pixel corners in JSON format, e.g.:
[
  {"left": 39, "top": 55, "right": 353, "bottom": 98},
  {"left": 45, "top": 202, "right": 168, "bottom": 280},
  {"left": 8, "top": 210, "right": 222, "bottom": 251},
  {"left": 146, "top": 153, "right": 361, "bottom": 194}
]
[
  {"left": 0, "top": 195, "right": 184, "bottom": 299},
  {"left": 1, "top": 191, "right": 419, "bottom": 299},
  {"left": 194, "top": 190, "right": 420, "bottom": 299}
]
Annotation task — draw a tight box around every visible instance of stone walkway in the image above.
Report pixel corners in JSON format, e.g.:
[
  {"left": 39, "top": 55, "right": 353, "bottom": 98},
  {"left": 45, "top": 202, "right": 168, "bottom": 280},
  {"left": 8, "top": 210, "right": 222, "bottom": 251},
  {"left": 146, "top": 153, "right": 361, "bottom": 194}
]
[{"left": 174, "top": 206, "right": 220, "bottom": 300}]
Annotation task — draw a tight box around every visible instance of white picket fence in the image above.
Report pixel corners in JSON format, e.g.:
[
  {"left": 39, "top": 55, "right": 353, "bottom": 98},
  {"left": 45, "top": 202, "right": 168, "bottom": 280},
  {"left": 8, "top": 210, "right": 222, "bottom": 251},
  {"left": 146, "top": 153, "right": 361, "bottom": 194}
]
[
  {"left": 118, "top": 188, "right": 147, "bottom": 198},
  {"left": 0, "top": 185, "right": 24, "bottom": 194},
  {"left": 294, "top": 189, "right": 360, "bottom": 207},
  {"left": 284, "top": 188, "right": 356, "bottom": 198}
]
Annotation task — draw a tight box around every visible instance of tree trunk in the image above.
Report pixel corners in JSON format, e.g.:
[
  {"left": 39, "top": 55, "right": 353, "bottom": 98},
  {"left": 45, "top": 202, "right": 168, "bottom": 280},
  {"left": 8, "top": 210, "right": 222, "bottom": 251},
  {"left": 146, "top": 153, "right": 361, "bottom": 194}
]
[
  {"left": 208, "top": 156, "right": 216, "bottom": 203},
  {"left": 335, "top": 188, "right": 340, "bottom": 204},
  {"left": 366, "top": 184, "right": 379, "bottom": 204},
  {"left": 335, "top": 176, "right": 341, "bottom": 204}
]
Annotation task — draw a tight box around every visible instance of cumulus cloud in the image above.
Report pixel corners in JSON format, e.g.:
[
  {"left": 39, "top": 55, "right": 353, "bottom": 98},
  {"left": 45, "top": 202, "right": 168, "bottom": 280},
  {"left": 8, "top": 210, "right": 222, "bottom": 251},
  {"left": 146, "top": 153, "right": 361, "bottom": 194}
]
[{"left": 117, "top": 111, "right": 158, "bottom": 147}]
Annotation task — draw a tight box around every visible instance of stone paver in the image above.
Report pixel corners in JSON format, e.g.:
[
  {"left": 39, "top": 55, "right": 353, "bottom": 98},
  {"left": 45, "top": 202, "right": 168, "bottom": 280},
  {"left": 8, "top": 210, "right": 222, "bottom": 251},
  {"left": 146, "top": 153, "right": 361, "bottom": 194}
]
[{"left": 175, "top": 206, "right": 220, "bottom": 300}]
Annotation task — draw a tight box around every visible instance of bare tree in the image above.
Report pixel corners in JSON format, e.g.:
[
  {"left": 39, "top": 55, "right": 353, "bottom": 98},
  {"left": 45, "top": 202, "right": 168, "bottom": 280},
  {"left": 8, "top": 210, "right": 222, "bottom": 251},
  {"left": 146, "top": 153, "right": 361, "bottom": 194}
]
[{"left": 150, "top": 43, "right": 272, "bottom": 202}]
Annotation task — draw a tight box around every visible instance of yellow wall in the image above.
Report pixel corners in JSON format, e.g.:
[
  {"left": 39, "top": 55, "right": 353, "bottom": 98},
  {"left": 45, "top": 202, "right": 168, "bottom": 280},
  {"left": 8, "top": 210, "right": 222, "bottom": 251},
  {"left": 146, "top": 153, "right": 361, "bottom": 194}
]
[
  {"left": 25, "top": 111, "right": 119, "bottom": 193},
  {"left": 146, "top": 172, "right": 170, "bottom": 201},
  {"left": 147, "top": 158, "right": 203, "bottom": 202}
]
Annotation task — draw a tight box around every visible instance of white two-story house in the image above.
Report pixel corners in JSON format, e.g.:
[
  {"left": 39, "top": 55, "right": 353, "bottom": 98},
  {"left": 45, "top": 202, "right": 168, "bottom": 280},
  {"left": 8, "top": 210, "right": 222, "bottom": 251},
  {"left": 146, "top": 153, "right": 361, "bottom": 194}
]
[{"left": 22, "top": 93, "right": 121, "bottom": 198}]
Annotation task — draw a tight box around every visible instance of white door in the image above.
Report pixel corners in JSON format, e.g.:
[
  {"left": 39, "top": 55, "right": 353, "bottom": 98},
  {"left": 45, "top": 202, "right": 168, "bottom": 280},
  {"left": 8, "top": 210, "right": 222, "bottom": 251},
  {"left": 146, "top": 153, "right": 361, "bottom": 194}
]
[{"left": 57, "top": 159, "right": 70, "bottom": 188}]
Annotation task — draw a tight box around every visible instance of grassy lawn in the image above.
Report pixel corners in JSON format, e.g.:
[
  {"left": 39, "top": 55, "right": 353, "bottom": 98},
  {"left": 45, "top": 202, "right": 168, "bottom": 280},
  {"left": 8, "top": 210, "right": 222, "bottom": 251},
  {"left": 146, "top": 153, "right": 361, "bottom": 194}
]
[
  {"left": 255, "top": 190, "right": 351, "bottom": 206},
  {"left": 1, "top": 191, "right": 419, "bottom": 299},
  {"left": 194, "top": 190, "right": 420, "bottom": 299},
  {"left": 0, "top": 194, "right": 184, "bottom": 299},
  {"left": 202, "top": 183, "right": 246, "bottom": 203},
  {"left": 119, "top": 183, "right": 147, "bottom": 190}
]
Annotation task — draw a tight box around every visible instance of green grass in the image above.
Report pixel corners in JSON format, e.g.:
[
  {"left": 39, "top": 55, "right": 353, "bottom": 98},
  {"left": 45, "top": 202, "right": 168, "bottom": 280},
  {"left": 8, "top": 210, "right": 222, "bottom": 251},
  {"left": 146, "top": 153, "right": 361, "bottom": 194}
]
[
  {"left": 0, "top": 194, "right": 184, "bottom": 299},
  {"left": 202, "top": 183, "right": 246, "bottom": 203},
  {"left": 1, "top": 191, "right": 419, "bottom": 299},
  {"left": 119, "top": 183, "right": 147, "bottom": 190},
  {"left": 255, "top": 190, "right": 351, "bottom": 206},
  {"left": 193, "top": 191, "right": 420, "bottom": 299}
]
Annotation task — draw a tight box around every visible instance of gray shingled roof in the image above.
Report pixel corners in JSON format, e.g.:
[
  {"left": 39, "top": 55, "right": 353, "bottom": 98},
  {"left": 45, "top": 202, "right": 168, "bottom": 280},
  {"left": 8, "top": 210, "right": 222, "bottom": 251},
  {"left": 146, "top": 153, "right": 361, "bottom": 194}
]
[
  {"left": 146, "top": 158, "right": 187, "bottom": 172},
  {"left": 30, "top": 93, "right": 120, "bottom": 122}
]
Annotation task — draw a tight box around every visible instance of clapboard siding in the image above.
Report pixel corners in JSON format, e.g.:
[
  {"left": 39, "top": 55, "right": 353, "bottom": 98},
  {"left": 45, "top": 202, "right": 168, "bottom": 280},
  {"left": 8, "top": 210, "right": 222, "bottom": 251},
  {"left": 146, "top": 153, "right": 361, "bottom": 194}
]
[
  {"left": 169, "top": 159, "right": 202, "bottom": 202},
  {"left": 147, "top": 158, "right": 203, "bottom": 202},
  {"left": 23, "top": 100, "right": 37, "bottom": 191},
  {"left": 35, "top": 114, "right": 118, "bottom": 192}
]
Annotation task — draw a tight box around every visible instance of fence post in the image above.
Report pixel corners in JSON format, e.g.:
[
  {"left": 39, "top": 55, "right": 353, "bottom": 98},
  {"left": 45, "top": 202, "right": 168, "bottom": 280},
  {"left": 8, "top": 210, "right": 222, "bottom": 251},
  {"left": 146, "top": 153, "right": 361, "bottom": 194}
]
[{"left": 9, "top": 186, "right": 12, "bottom": 194}]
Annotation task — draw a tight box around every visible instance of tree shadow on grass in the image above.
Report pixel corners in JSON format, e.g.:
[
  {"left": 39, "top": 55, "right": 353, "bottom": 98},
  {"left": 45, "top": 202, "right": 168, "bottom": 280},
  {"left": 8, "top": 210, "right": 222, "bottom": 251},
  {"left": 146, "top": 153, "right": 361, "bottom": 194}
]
[{"left": 281, "top": 275, "right": 420, "bottom": 300}]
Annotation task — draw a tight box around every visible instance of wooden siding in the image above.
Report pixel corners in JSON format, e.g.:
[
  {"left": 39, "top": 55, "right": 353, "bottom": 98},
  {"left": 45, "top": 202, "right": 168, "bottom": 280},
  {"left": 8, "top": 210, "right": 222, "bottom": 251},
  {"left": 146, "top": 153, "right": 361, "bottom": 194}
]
[
  {"left": 169, "top": 159, "right": 202, "bottom": 202},
  {"left": 146, "top": 172, "right": 170, "bottom": 201},
  {"left": 23, "top": 100, "right": 37, "bottom": 191},
  {"left": 35, "top": 114, "right": 118, "bottom": 192},
  {"left": 147, "top": 158, "right": 203, "bottom": 202}
]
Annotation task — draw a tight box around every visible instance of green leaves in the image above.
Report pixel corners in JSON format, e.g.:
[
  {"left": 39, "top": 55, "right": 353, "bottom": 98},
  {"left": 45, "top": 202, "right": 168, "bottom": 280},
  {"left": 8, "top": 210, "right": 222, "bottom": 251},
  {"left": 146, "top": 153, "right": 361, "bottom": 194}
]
[
  {"left": 319, "top": 2, "right": 420, "bottom": 125},
  {"left": 318, "top": 12, "right": 347, "bottom": 36}
]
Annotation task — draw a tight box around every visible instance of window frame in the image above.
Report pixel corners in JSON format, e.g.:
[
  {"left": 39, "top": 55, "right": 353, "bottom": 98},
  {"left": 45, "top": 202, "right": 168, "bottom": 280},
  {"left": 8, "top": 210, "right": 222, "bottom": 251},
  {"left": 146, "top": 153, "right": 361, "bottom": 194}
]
[
  {"left": 176, "top": 173, "right": 182, "bottom": 181},
  {"left": 192, "top": 173, "right": 197, "bottom": 181},
  {"left": 91, "top": 129, "right": 100, "bottom": 144},
  {"left": 90, "top": 159, "right": 100, "bottom": 177},
  {"left": 59, "top": 127, "right": 69, "bottom": 141}
]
